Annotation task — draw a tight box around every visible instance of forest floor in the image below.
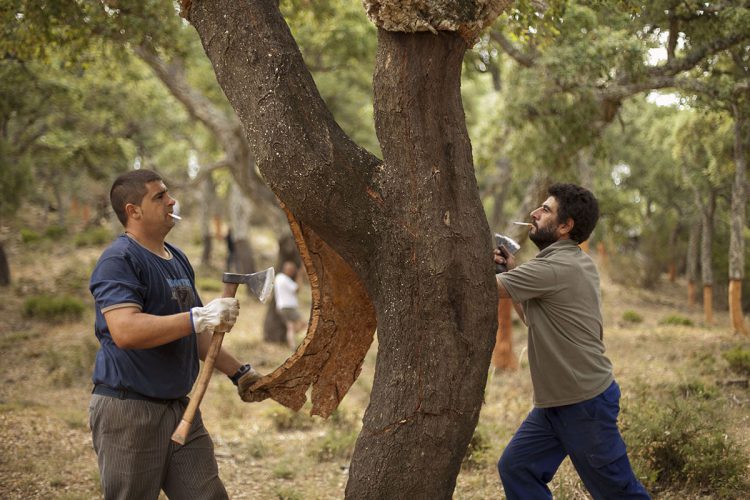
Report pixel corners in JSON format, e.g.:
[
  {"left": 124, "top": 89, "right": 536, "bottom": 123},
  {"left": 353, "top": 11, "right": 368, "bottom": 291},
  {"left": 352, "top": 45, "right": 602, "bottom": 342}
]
[{"left": 1, "top": 217, "right": 749, "bottom": 499}]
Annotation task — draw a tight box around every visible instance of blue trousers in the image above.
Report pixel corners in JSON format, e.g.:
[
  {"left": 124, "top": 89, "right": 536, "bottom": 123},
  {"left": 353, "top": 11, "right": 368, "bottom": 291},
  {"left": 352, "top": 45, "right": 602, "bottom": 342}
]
[{"left": 498, "top": 381, "right": 650, "bottom": 500}]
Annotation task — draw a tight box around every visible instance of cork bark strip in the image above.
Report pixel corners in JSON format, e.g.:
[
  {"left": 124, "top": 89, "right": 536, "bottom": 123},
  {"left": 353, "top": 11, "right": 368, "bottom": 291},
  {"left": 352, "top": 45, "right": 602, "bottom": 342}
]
[{"left": 242, "top": 202, "right": 377, "bottom": 417}]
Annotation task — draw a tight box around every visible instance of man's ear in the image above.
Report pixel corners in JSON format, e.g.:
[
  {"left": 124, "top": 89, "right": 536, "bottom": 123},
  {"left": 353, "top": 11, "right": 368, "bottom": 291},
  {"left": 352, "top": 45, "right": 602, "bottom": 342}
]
[
  {"left": 125, "top": 203, "right": 141, "bottom": 221},
  {"left": 559, "top": 217, "right": 574, "bottom": 236}
]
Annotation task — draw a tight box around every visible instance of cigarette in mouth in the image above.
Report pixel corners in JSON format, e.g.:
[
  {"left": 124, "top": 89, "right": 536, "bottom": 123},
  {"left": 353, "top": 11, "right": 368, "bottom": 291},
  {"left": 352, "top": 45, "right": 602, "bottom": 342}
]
[
  {"left": 169, "top": 213, "right": 182, "bottom": 220},
  {"left": 513, "top": 221, "right": 532, "bottom": 227}
]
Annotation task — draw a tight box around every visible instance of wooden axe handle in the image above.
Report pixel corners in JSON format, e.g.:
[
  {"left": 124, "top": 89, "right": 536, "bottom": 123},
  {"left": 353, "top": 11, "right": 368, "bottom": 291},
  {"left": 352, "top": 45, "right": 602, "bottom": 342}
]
[{"left": 171, "top": 281, "right": 240, "bottom": 445}]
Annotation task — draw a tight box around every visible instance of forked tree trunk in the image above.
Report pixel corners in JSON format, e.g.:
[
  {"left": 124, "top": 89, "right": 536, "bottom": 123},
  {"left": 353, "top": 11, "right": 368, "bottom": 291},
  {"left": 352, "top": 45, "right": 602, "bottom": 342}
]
[
  {"left": 729, "top": 104, "right": 748, "bottom": 335},
  {"left": 184, "top": 2, "right": 500, "bottom": 497}
]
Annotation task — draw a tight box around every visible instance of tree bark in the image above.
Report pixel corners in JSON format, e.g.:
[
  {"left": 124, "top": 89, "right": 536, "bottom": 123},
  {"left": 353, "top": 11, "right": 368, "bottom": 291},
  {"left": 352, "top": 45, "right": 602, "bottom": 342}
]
[
  {"left": 228, "top": 184, "right": 257, "bottom": 279},
  {"left": 0, "top": 242, "right": 10, "bottom": 286},
  {"left": 492, "top": 298, "right": 517, "bottom": 371},
  {"left": 729, "top": 104, "right": 748, "bottom": 335},
  {"left": 200, "top": 174, "right": 215, "bottom": 267},
  {"left": 346, "top": 30, "right": 495, "bottom": 498},
  {"left": 686, "top": 218, "right": 700, "bottom": 309},
  {"left": 184, "top": 2, "right": 498, "bottom": 497},
  {"left": 700, "top": 191, "right": 716, "bottom": 325}
]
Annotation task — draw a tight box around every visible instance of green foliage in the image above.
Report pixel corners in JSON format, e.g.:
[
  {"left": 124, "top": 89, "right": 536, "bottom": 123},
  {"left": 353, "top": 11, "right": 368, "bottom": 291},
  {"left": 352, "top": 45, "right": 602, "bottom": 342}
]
[
  {"left": 22, "top": 294, "right": 85, "bottom": 321},
  {"left": 19, "top": 228, "right": 42, "bottom": 244},
  {"left": 267, "top": 408, "right": 314, "bottom": 432},
  {"left": 462, "top": 423, "right": 493, "bottom": 470},
  {"left": 311, "top": 427, "right": 358, "bottom": 462},
  {"left": 623, "top": 382, "right": 749, "bottom": 496},
  {"left": 42, "top": 336, "right": 98, "bottom": 388},
  {"left": 74, "top": 226, "right": 112, "bottom": 247},
  {"left": 659, "top": 315, "right": 693, "bottom": 327},
  {"left": 44, "top": 225, "right": 67, "bottom": 241},
  {"left": 275, "top": 486, "right": 304, "bottom": 500},
  {"left": 272, "top": 463, "right": 296, "bottom": 480},
  {"left": 621, "top": 310, "right": 643, "bottom": 323},
  {"left": 722, "top": 346, "right": 750, "bottom": 375}
]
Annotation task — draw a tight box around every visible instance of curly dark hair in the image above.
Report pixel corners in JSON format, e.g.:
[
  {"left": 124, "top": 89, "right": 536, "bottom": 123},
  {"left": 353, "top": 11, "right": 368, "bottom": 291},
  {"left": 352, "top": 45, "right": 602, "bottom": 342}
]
[{"left": 548, "top": 183, "right": 599, "bottom": 244}]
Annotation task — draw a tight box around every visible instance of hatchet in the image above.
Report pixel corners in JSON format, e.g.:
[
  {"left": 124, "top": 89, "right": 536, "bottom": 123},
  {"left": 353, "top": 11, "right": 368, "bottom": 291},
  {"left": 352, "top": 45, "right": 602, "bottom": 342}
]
[{"left": 172, "top": 267, "right": 275, "bottom": 445}]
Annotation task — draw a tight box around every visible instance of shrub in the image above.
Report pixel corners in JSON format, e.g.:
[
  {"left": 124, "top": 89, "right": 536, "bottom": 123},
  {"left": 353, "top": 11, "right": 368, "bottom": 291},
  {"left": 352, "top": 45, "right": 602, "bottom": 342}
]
[
  {"left": 462, "top": 423, "right": 493, "bottom": 470},
  {"left": 659, "top": 315, "right": 693, "bottom": 326},
  {"left": 723, "top": 346, "right": 750, "bottom": 375},
  {"left": 23, "top": 295, "right": 85, "bottom": 321},
  {"left": 275, "top": 486, "right": 304, "bottom": 500},
  {"left": 20, "top": 228, "right": 42, "bottom": 244},
  {"left": 267, "top": 408, "right": 314, "bottom": 432},
  {"left": 622, "top": 310, "right": 643, "bottom": 324},
  {"left": 44, "top": 225, "right": 67, "bottom": 240},
  {"left": 311, "top": 427, "right": 358, "bottom": 462},
  {"left": 272, "top": 464, "right": 296, "bottom": 480},
  {"left": 622, "top": 382, "right": 748, "bottom": 496},
  {"left": 43, "top": 337, "right": 98, "bottom": 387},
  {"left": 74, "top": 226, "right": 112, "bottom": 247}
]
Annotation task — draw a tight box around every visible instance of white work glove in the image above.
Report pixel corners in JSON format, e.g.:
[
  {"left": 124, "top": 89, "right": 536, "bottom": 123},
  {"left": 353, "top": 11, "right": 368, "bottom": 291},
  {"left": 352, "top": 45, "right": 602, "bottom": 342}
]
[{"left": 190, "top": 298, "right": 240, "bottom": 335}]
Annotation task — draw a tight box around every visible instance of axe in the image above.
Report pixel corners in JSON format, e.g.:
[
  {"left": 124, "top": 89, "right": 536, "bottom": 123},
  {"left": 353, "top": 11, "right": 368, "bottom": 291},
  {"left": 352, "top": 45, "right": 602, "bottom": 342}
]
[{"left": 172, "top": 267, "right": 275, "bottom": 445}]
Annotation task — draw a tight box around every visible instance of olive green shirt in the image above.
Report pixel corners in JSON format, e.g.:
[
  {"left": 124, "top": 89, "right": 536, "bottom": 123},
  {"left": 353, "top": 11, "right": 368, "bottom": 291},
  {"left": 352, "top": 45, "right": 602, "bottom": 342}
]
[{"left": 498, "top": 239, "right": 613, "bottom": 407}]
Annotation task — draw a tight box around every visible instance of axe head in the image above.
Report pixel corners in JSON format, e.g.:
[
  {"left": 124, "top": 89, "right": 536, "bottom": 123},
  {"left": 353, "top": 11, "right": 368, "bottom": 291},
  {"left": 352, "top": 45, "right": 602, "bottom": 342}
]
[{"left": 223, "top": 267, "right": 275, "bottom": 303}]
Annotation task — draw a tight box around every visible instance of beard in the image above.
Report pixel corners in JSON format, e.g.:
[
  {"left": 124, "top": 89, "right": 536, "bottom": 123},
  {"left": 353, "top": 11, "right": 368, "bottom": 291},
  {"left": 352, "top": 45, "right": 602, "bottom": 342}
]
[{"left": 529, "top": 225, "right": 558, "bottom": 250}]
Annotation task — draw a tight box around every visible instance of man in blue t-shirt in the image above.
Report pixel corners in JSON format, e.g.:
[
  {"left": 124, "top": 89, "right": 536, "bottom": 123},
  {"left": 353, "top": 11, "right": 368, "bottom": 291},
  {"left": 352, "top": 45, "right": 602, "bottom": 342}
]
[{"left": 89, "top": 169, "right": 261, "bottom": 499}]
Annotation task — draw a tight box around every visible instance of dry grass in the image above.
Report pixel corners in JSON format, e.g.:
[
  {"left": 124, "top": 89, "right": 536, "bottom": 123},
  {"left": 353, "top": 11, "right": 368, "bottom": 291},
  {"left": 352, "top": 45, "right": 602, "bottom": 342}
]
[{"left": 1, "top": 222, "right": 749, "bottom": 499}]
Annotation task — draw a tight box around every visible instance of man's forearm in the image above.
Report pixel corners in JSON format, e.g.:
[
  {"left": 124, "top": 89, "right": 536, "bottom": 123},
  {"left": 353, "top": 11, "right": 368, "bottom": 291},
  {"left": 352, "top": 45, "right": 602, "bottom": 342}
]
[
  {"left": 197, "top": 332, "right": 242, "bottom": 376},
  {"left": 105, "top": 308, "right": 192, "bottom": 349},
  {"left": 496, "top": 276, "right": 526, "bottom": 325}
]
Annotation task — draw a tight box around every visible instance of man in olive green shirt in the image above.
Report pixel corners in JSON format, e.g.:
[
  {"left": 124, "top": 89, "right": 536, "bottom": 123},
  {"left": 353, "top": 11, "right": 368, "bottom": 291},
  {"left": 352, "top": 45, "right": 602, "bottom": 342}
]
[{"left": 494, "top": 183, "right": 649, "bottom": 500}]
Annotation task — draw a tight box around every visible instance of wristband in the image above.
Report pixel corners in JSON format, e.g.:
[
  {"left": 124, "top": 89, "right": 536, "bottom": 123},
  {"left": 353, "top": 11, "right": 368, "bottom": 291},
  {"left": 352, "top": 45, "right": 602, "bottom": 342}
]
[{"left": 230, "top": 363, "right": 252, "bottom": 386}]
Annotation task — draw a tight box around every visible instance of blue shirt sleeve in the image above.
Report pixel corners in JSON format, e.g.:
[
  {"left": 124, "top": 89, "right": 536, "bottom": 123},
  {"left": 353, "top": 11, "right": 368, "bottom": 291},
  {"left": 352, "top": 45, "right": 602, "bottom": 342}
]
[{"left": 90, "top": 253, "right": 146, "bottom": 312}]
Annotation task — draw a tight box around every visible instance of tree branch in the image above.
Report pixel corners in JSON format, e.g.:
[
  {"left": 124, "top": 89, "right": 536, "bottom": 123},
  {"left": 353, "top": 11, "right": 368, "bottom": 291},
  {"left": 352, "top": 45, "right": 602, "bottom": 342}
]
[{"left": 489, "top": 29, "right": 536, "bottom": 67}]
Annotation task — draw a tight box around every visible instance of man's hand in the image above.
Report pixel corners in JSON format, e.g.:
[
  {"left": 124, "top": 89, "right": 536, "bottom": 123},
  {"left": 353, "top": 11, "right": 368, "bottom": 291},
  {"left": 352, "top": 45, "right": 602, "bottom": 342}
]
[
  {"left": 190, "top": 297, "right": 240, "bottom": 335},
  {"left": 494, "top": 245, "right": 516, "bottom": 272},
  {"left": 237, "top": 366, "right": 263, "bottom": 401}
]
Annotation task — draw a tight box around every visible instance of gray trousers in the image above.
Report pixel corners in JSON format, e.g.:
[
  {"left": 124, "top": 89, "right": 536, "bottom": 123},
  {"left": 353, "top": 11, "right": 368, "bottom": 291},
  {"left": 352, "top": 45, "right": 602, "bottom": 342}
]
[{"left": 89, "top": 394, "right": 228, "bottom": 500}]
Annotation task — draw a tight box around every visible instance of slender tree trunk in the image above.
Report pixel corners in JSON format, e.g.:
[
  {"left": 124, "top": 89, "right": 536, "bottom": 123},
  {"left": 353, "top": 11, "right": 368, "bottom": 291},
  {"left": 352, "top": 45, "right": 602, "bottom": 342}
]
[
  {"left": 729, "top": 104, "right": 748, "bottom": 335},
  {"left": 701, "top": 191, "right": 716, "bottom": 325},
  {"left": 667, "top": 223, "right": 681, "bottom": 283},
  {"left": 0, "top": 242, "right": 10, "bottom": 286},
  {"left": 686, "top": 218, "right": 700, "bottom": 309},
  {"left": 228, "top": 184, "right": 257, "bottom": 278},
  {"left": 492, "top": 298, "right": 517, "bottom": 371},
  {"left": 200, "top": 174, "right": 215, "bottom": 267}
]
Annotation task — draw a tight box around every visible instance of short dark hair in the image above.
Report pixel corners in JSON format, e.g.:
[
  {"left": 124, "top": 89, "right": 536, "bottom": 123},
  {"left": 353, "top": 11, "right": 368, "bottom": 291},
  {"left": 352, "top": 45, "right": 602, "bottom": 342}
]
[
  {"left": 548, "top": 183, "right": 599, "bottom": 244},
  {"left": 110, "top": 169, "right": 163, "bottom": 227}
]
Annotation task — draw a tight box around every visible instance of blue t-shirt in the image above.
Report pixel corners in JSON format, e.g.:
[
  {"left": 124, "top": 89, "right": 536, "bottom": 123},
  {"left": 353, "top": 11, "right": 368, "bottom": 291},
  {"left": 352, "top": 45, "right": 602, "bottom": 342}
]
[{"left": 89, "top": 234, "right": 200, "bottom": 399}]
